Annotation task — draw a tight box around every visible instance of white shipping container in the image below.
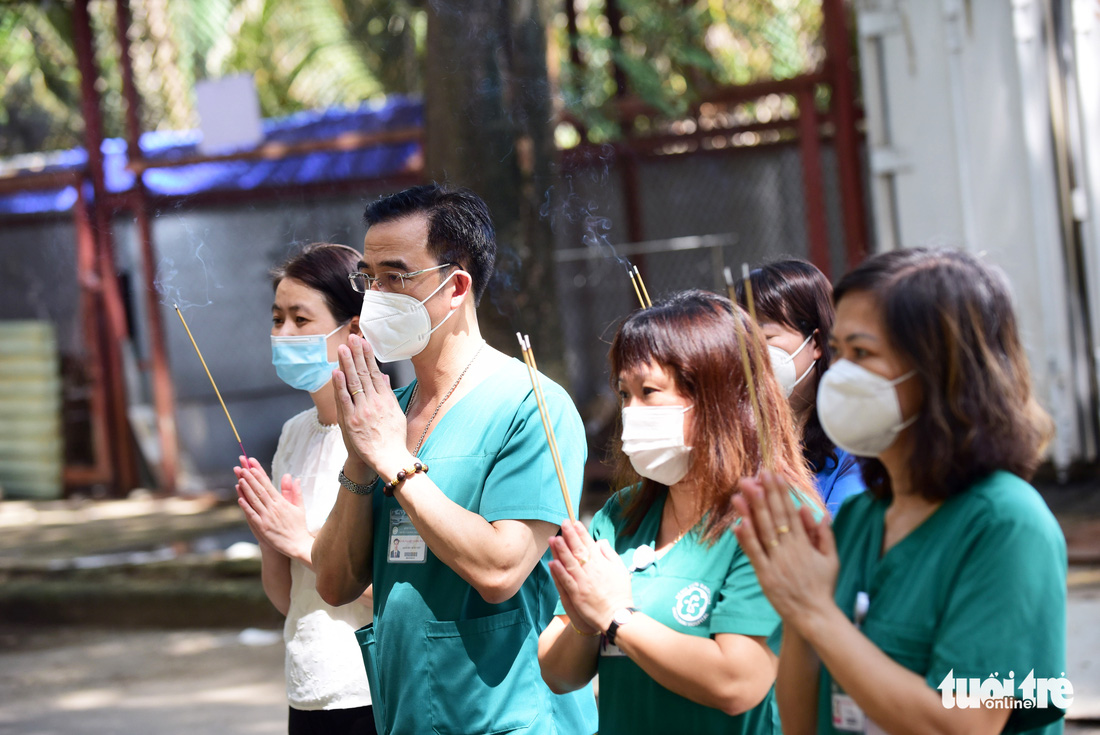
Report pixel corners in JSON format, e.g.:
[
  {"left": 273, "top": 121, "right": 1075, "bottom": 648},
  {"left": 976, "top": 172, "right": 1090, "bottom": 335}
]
[{"left": 854, "top": 0, "right": 1100, "bottom": 475}]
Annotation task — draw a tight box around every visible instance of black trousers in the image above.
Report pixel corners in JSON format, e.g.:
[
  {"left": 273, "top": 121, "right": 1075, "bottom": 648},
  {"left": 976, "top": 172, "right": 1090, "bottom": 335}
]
[{"left": 288, "top": 705, "right": 377, "bottom": 735}]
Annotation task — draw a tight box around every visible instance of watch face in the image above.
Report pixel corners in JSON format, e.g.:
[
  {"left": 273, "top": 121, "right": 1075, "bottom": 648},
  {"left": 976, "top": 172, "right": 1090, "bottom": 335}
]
[{"left": 613, "top": 608, "right": 634, "bottom": 625}]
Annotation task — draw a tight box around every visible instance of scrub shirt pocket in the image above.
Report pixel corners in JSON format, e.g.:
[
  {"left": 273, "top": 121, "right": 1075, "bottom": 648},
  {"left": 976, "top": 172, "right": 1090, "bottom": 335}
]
[
  {"left": 863, "top": 619, "right": 933, "bottom": 674},
  {"left": 829, "top": 621, "right": 932, "bottom": 734},
  {"left": 355, "top": 623, "right": 386, "bottom": 734},
  {"left": 425, "top": 608, "right": 540, "bottom": 735}
]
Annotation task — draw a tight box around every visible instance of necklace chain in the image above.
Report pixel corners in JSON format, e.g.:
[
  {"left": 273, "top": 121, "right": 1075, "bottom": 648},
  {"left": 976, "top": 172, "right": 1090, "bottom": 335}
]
[
  {"left": 666, "top": 495, "right": 692, "bottom": 543},
  {"left": 406, "top": 340, "right": 486, "bottom": 456}
]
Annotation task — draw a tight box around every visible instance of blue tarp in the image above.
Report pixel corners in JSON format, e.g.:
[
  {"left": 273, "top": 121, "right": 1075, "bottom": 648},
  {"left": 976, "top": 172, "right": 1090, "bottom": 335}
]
[{"left": 0, "top": 95, "right": 423, "bottom": 216}]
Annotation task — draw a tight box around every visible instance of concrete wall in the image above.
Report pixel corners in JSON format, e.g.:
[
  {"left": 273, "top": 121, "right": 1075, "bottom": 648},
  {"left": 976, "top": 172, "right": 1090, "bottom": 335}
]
[
  {"left": 0, "top": 219, "right": 83, "bottom": 357},
  {"left": 552, "top": 143, "right": 855, "bottom": 406},
  {"left": 3, "top": 141, "right": 859, "bottom": 489},
  {"left": 0, "top": 191, "right": 398, "bottom": 492},
  {"left": 136, "top": 195, "right": 381, "bottom": 489}
]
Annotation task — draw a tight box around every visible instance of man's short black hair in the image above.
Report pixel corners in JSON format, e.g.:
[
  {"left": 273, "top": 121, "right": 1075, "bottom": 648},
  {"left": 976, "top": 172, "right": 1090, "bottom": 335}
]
[{"left": 363, "top": 184, "right": 496, "bottom": 304}]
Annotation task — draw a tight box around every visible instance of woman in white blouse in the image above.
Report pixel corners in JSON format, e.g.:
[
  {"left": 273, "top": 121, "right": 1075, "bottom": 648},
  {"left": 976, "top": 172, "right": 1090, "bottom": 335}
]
[{"left": 234, "top": 243, "right": 375, "bottom": 734}]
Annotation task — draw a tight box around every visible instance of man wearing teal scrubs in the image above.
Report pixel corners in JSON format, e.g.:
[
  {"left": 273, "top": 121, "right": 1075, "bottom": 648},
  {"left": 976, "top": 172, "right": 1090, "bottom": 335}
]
[{"left": 313, "top": 185, "right": 598, "bottom": 735}]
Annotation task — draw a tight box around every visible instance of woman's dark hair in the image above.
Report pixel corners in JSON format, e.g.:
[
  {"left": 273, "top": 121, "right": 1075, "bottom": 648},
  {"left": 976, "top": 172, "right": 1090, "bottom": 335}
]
[
  {"left": 271, "top": 242, "right": 364, "bottom": 322},
  {"left": 833, "top": 248, "right": 1053, "bottom": 501},
  {"left": 735, "top": 259, "right": 837, "bottom": 472},
  {"left": 608, "top": 289, "right": 819, "bottom": 543},
  {"left": 363, "top": 183, "right": 496, "bottom": 305}
]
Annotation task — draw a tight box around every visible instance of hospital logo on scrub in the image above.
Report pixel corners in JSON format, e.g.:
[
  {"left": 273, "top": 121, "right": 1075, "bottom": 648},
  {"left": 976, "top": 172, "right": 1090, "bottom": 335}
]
[{"left": 673, "top": 583, "right": 712, "bottom": 626}]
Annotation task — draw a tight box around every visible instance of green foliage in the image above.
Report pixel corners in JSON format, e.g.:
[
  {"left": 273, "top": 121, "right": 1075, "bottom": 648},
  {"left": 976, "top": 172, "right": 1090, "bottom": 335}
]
[
  {"left": 0, "top": 0, "right": 423, "bottom": 156},
  {"left": 556, "top": 0, "right": 824, "bottom": 142},
  {"left": 0, "top": 0, "right": 823, "bottom": 156},
  {"left": 0, "top": 5, "right": 82, "bottom": 155}
]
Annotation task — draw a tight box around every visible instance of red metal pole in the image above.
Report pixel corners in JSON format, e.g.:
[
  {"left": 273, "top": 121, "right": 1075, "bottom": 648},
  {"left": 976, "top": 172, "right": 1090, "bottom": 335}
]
[
  {"left": 797, "top": 84, "right": 832, "bottom": 279},
  {"left": 615, "top": 143, "right": 648, "bottom": 288},
  {"left": 562, "top": 0, "right": 589, "bottom": 143},
  {"left": 116, "top": 0, "right": 179, "bottom": 495},
  {"left": 822, "top": 0, "right": 869, "bottom": 268},
  {"left": 70, "top": 186, "right": 115, "bottom": 490},
  {"left": 564, "top": 0, "right": 582, "bottom": 69},
  {"left": 114, "top": 0, "right": 142, "bottom": 154},
  {"left": 605, "top": 0, "right": 629, "bottom": 99},
  {"left": 73, "top": 0, "right": 139, "bottom": 494}
]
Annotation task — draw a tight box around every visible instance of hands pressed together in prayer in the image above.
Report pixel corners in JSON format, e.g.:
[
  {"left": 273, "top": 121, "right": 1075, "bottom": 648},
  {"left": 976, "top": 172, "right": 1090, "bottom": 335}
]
[
  {"left": 548, "top": 520, "right": 635, "bottom": 635},
  {"left": 331, "top": 334, "right": 412, "bottom": 483},
  {"left": 547, "top": 471, "right": 841, "bottom": 638},
  {"left": 234, "top": 457, "right": 312, "bottom": 563},
  {"left": 732, "top": 470, "right": 840, "bottom": 631},
  {"left": 233, "top": 334, "right": 411, "bottom": 561}
]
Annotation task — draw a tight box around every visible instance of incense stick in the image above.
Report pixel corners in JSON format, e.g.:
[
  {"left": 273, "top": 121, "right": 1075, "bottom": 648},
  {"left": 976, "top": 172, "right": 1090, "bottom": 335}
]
[
  {"left": 516, "top": 333, "right": 576, "bottom": 523},
  {"left": 723, "top": 266, "right": 736, "bottom": 301},
  {"left": 735, "top": 319, "right": 769, "bottom": 469},
  {"left": 741, "top": 264, "right": 759, "bottom": 323},
  {"left": 632, "top": 265, "right": 653, "bottom": 308},
  {"left": 519, "top": 333, "right": 575, "bottom": 523},
  {"left": 174, "top": 304, "right": 248, "bottom": 462},
  {"left": 626, "top": 264, "right": 646, "bottom": 309},
  {"left": 736, "top": 265, "right": 770, "bottom": 468}
]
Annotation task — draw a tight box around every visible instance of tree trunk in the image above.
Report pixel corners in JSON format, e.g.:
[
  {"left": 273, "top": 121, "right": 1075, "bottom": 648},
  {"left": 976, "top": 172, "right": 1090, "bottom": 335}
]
[{"left": 424, "top": 0, "right": 565, "bottom": 382}]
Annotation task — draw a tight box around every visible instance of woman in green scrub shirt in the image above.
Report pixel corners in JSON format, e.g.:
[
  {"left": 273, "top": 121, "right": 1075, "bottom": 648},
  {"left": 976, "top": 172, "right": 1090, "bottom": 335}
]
[
  {"left": 733, "top": 248, "right": 1067, "bottom": 735},
  {"left": 538, "top": 290, "right": 822, "bottom": 735}
]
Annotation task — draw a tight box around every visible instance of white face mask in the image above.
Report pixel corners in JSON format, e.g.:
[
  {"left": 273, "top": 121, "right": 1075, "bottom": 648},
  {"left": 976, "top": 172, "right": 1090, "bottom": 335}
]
[
  {"left": 768, "top": 332, "right": 816, "bottom": 397},
  {"left": 358, "top": 271, "right": 457, "bottom": 363},
  {"left": 620, "top": 404, "right": 693, "bottom": 486},
  {"left": 816, "top": 359, "right": 917, "bottom": 457}
]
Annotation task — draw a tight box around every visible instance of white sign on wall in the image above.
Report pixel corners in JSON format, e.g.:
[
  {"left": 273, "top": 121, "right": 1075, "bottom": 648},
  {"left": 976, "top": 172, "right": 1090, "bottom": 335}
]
[{"left": 194, "top": 74, "right": 264, "bottom": 154}]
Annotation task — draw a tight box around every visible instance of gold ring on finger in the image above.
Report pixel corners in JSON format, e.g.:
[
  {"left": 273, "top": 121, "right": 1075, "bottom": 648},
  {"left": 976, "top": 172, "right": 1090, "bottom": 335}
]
[
  {"left": 578, "top": 555, "right": 589, "bottom": 566},
  {"left": 777, "top": 525, "right": 790, "bottom": 535},
  {"left": 350, "top": 389, "right": 364, "bottom": 397},
  {"left": 768, "top": 538, "right": 780, "bottom": 549}
]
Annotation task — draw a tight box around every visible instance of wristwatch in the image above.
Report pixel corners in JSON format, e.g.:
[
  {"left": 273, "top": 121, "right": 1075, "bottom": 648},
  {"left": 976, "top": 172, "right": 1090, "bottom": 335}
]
[{"left": 605, "top": 607, "right": 637, "bottom": 646}]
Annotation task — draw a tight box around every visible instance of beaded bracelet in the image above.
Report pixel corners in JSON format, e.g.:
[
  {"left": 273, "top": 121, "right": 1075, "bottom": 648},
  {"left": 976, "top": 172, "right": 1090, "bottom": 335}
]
[{"left": 383, "top": 460, "right": 429, "bottom": 496}]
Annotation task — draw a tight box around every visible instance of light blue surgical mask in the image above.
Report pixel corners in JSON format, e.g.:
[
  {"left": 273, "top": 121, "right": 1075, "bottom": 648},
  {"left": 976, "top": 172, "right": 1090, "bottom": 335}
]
[{"left": 271, "top": 324, "right": 345, "bottom": 393}]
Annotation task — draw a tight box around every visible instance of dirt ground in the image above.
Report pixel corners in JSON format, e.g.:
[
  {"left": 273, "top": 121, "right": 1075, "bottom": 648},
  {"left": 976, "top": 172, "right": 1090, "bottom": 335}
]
[
  {"left": 1, "top": 624, "right": 1097, "bottom": 735},
  {"left": 0, "top": 626, "right": 287, "bottom": 735},
  {"left": 1, "top": 494, "right": 1098, "bottom": 734}
]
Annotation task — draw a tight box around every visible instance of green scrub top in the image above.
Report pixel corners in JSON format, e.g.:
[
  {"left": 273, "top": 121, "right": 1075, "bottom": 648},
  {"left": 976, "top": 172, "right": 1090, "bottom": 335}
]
[
  {"left": 819, "top": 471, "right": 1067, "bottom": 734},
  {"left": 361, "top": 358, "right": 598, "bottom": 735},
  {"left": 577, "top": 488, "right": 785, "bottom": 735}
]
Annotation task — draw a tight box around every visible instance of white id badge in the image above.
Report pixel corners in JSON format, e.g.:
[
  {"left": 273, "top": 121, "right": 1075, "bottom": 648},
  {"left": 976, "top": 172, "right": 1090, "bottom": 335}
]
[
  {"left": 831, "top": 681, "right": 865, "bottom": 732},
  {"left": 387, "top": 508, "right": 427, "bottom": 564}
]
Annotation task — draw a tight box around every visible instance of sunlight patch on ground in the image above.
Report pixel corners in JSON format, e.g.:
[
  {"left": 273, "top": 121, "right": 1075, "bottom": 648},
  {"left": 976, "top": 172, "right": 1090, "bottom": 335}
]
[{"left": 55, "top": 687, "right": 123, "bottom": 710}]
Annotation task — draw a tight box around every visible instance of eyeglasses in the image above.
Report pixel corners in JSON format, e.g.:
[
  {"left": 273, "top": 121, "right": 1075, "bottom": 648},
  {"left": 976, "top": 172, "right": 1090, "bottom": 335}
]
[{"left": 348, "top": 262, "right": 455, "bottom": 293}]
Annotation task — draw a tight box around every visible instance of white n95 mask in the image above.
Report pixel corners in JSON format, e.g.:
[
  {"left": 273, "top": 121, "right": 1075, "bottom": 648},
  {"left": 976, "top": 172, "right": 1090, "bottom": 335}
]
[
  {"left": 358, "top": 271, "right": 457, "bottom": 362},
  {"left": 768, "top": 332, "right": 816, "bottom": 397},
  {"left": 816, "top": 360, "right": 917, "bottom": 457},
  {"left": 620, "top": 404, "right": 693, "bottom": 486}
]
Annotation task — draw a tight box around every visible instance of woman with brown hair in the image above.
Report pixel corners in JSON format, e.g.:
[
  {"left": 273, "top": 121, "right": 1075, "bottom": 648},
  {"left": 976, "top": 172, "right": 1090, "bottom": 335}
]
[
  {"left": 734, "top": 248, "right": 1067, "bottom": 734},
  {"left": 737, "top": 259, "right": 864, "bottom": 514},
  {"left": 537, "top": 289, "right": 821, "bottom": 735}
]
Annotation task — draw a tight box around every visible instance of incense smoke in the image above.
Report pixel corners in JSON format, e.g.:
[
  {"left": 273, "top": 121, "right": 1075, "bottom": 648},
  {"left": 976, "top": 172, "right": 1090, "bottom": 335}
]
[{"left": 154, "top": 244, "right": 215, "bottom": 312}]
